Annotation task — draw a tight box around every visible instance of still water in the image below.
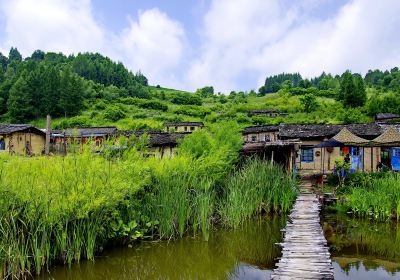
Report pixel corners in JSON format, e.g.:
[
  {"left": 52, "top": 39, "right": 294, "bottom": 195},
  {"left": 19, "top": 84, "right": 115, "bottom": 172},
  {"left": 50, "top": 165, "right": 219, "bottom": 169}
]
[
  {"left": 323, "top": 213, "right": 400, "bottom": 280},
  {"left": 39, "top": 214, "right": 400, "bottom": 280}
]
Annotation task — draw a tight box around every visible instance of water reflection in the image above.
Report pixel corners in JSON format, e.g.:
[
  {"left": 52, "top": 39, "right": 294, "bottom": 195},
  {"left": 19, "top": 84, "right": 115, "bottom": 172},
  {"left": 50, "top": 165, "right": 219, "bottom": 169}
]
[
  {"left": 39, "top": 217, "right": 285, "bottom": 280},
  {"left": 322, "top": 213, "right": 400, "bottom": 279}
]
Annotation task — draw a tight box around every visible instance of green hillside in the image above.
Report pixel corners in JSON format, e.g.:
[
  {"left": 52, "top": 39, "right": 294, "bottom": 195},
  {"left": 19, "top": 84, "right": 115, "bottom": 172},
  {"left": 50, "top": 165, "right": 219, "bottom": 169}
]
[{"left": 1, "top": 48, "right": 400, "bottom": 130}]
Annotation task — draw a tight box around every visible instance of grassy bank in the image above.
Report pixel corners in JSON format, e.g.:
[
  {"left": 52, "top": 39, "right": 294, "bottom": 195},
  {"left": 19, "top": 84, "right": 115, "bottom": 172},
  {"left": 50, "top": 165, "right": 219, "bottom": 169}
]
[
  {"left": 329, "top": 172, "right": 400, "bottom": 221},
  {"left": 0, "top": 124, "right": 297, "bottom": 278}
]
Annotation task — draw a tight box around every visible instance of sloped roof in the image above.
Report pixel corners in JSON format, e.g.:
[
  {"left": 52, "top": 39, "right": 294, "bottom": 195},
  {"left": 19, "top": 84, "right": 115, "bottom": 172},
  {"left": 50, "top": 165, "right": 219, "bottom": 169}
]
[
  {"left": 375, "top": 113, "right": 400, "bottom": 120},
  {"left": 332, "top": 127, "right": 369, "bottom": 145},
  {"left": 372, "top": 127, "right": 400, "bottom": 146},
  {"left": 61, "top": 127, "right": 118, "bottom": 137},
  {"left": 124, "top": 130, "right": 187, "bottom": 146},
  {"left": 164, "top": 122, "right": 204, "bottom": 127},
  {"left": 278, "top": 123, "right": 382, "bottom": 139},
  {"left": 0, "top": 124, "right": 45, "bottom": 135},
  {"left": 251, "top": 109, "right": 281, "bottom": 113},
  {"left": 243, "top": 125, "right": 280, "bottom": 134}
]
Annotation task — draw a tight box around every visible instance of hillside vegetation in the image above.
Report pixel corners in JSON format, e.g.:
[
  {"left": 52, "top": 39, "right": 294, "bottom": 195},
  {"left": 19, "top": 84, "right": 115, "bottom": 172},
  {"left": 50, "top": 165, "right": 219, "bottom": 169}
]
[{"left": 1, "top": 47, "right": 400, "bottom": 130}]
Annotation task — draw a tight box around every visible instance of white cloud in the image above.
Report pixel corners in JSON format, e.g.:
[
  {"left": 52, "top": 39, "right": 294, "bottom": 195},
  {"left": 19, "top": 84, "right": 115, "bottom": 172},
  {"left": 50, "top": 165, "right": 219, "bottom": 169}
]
[
  {"left": 1, "top": 0, "right": 399, "bottom": 93},
  {"left": 0, "top": 0, "right": 105, "bottom": 56},
  {"left": 117, "top": 8, "right": 186, "bottom": 88},
  {"left": 0, "top": 1, "right": 186, "bottom": 89},
  {"left": 187, "top": 0, "right": 400, "bottom": 93}
]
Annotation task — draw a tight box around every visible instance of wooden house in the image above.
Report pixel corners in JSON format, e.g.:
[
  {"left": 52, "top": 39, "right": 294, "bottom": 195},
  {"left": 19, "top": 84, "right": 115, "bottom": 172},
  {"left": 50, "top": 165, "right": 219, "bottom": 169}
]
[
  {"left": 123, "top": 130, "right": 186, "bottom": 158},
  {"left": 242, "top": 123, "right": 396, "bottom": 174},
  {"left": 0, "top": 124, "right": 46, "bottom": 155},
  {"left": 164, "top": 122, "right": 204, "bottom": 133},
  {"left": 51, "top": 127, "right": 118, "bottom": 153},
  {"left": 371, "top": 127, "right": 400, "bottom": 171},
  {"left": 375, "top": 113, "right": 400, "bottom": 123},
  {"left": 279, "top": 124, "right": 382, "bottom": 173}
]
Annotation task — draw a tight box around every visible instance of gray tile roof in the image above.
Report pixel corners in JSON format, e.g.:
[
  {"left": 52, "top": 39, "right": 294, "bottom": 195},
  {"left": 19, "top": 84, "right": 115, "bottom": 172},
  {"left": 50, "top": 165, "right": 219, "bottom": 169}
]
[
  {"left": 163, "top": 122, "right": 204, "bottom": 127},
  {"left": 243, "top": 123, "right": 384, "bottom": 140},
  {"left": 0, "top": 124, "right": 45, "bottom": 135}
]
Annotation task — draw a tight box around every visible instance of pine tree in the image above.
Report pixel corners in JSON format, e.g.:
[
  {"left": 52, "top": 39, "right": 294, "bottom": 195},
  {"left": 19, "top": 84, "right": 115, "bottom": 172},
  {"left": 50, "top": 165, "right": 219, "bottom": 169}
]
[
  {"left": 340, "top": 71, "right": 356, "bottom": 107},
  {"left": 8, "top": 47, "right": 22, "bottom": 63},
  {"left": 59, "top": 68, "right": 83, "bottom": 117},
  {"left": 7, "top": 72, "right": 34, "bottom": 122},
  {"left": 353, "top": 75, "right": 367, "bottom": 107}
]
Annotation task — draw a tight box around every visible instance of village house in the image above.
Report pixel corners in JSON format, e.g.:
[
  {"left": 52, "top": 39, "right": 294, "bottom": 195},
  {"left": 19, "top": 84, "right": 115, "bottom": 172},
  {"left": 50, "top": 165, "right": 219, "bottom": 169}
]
[
  {"left": 0, "top": 124, "right": 46, "bottom": 155},
  {"left": 242, "top": 123, "right": 400, "bottom": 174},
  {"left": 163, "top": 122, "right": 204, "bottom": 133},
  {"left": 50, "top": 127, "right": 118, "bottom": 153},
  {"left": 127, "top": 130, "right": 186, "bottom": 159},
  {"left": 375, "top": 113, "right": 400, "bottom": 123},
  {"left": 249, "top": 109, "right": 288, "bottom": 117}
]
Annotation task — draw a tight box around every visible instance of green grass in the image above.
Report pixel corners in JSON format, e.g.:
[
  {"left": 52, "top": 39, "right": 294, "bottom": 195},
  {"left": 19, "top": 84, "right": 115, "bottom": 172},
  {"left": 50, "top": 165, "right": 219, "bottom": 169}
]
[
  {"left": 219, "top": 159, "right": 298, "bottom": 228},
  {"left": 344, "top": 173, "right": 400, "bottom": 221},
  {"left": 0, "top": 123, "right": 300, "bottom": 278}
]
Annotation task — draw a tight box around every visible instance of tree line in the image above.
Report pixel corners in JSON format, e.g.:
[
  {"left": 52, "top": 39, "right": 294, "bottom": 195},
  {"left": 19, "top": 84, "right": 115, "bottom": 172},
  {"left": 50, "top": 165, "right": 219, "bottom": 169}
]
[{"left": 0, "top": 48, "right": 148, "bottom": 122}]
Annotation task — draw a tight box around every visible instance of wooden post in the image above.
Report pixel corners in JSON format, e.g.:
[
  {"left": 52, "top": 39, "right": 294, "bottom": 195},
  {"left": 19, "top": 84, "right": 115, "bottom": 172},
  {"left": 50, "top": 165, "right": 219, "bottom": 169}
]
[
  {"left": 362, "top": 147, "right": 365, "bottom": 172},
  {"left": 371, "top": 146, "right": 373, "bottom": 172},
  {"left": 45, "top": 114, "right": 51, "bottom": 155},
  {"left": 271, "top": 150, "right": 274, "bottom": 165}
]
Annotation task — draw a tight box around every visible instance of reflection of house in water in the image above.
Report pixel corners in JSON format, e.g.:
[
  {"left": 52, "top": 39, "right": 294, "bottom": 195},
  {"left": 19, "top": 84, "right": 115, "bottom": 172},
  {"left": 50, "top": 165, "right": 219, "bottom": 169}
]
[
  {"left": 164, "top": 122, "right": 204, "bottom": 133},
  {"left": 242, "top": 123, "right": 400, "bottom": 174},
  {"left": 0, "top": 124, "right": 46, "bottom": 155},
  {"left": 249, "top": 109, "right": 288, "bottom": 117}
]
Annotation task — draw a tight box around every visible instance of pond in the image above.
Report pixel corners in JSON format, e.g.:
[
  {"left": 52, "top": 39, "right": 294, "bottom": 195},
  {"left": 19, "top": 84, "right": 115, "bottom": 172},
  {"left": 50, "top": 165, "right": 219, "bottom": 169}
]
[
  {"left": 38, "top": 217, "right": 286, "bottom": 280},
  {"left": 323, "top": 212, "right": 400, "bottom": 280},
  {"left": 38, "top": 214, "right": 400, "bottom": 280}
]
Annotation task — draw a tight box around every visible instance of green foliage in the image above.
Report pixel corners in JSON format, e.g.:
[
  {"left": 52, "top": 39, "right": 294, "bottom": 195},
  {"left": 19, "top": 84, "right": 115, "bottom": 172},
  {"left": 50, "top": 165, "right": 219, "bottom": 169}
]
[
  {"left": 299, "top": 93, "right": 318, "bottom": 113},
  {"left": 339, "top": 71, "right": 366, "bottom": 108},
  {"left": 196, "top": 86, "right": 214, "bottom": 98},
  {"left": 345, "top": 173, "right": 400, "bottom": 221},
  {"left": 219, "top": 159, "right": 298, "bottom": 228},
  {"left": 119, "top": 97, "right": 168, "bottom": 111},
  {"left": 8, "top": 47, "right": 22, "bottom": 63},
  {"left": 104, "top": 105, "right": 126, "bottom": 121},
  {"left": 173, "top": 105, "right": 211, "bottom": 117},
  {"left": 170, "top": 91, "right": 202, "bottom": 105}
]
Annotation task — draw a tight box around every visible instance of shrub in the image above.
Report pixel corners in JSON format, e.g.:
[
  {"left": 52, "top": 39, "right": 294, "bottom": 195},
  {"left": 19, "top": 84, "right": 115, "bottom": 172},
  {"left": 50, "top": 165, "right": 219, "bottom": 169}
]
[
  {"left": 104, "top": 105, "right": 126, "bottom": 121},
  {"left": 170, "top": 92, "right": 202, "bottom": 105},
  {"left": 119, "top": 97, "right": 168, "bottom": 111}
]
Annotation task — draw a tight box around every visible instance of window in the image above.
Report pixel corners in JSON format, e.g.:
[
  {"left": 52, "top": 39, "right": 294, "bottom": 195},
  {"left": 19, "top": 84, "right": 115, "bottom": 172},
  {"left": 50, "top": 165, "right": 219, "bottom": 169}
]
[
  {"left": 190, "top": 126, "right": 195, "bottom": 131},
  {"left": 301, "top": 147, "right": 314, "bottom": 162},
  {"left": 0, "top": 139, "right": 5, "bottom": 150},
  {"left": 393, "top": 148, "right": 400, "bottom": 157},
  {"left": 251, "top": 136, "right": 257, "bottom": 142},
  {"left": 184, "top": 126, "right": 188, "bottom": 132}
]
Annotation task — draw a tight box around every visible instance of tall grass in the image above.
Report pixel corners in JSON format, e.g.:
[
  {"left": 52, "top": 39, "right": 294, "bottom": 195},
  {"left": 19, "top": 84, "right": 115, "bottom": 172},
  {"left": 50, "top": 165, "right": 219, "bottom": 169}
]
[
  {"left": 219, "top": 159, "right": 298, "bottom": 228},
  {"left": 0, "top": 147, "right": 146, "bottom": 278},
  {"left": 346, "top": 173, "right": 400, "bottom": 221},
  {"left": 0, "top": 123, "right": 297, "bottom": 278}
]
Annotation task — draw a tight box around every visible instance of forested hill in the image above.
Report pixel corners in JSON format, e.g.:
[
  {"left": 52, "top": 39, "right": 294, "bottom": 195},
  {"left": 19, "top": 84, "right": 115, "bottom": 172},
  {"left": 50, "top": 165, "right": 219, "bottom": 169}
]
[
  {"left": 0, "top": 47, "right": 399, "bottom": 130},
  {"left": 0, "top": 48, "right": 148, "bottom": 122}
]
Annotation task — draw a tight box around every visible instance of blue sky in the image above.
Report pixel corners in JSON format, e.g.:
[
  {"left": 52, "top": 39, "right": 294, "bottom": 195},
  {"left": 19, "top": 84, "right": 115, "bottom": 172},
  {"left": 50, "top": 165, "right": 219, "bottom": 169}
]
[{"left": 0, "top": 0, "right": 399, "bottom": 93}]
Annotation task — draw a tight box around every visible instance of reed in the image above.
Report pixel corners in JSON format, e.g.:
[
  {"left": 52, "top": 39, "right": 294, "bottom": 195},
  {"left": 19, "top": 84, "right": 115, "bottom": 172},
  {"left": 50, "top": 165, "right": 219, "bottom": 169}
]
[
  {"left": 219, "top": 159, "right": 298, "bottom": 228},
  {"left": 346, "top": 173, "right": 400, "bottom": 221},
  {"left": 0, "top": 123, "right": 298, "bottom": 278}
]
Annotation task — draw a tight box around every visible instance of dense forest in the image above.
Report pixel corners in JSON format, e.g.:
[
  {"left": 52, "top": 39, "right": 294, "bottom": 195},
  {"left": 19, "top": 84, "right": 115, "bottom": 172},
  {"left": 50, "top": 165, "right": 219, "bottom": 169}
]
[{"left": 0, "top": 47, "right": 400, "bottom": 127}]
